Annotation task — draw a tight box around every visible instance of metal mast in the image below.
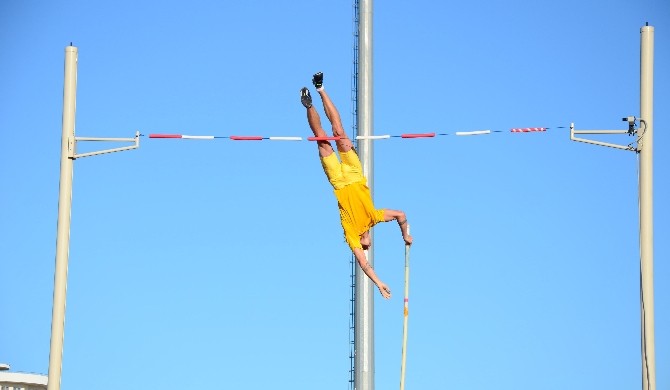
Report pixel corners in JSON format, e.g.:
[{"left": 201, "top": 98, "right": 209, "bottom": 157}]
[
  {"left": 348, "top": 0, "right": 360, "bottom": 388},
  {"left": 355, "top": 0, "right": 375, "bottom": 389}
]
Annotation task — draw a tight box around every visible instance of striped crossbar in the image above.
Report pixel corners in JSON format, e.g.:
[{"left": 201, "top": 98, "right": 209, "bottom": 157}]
[
  {"left": 400, "top": 133, "right": 436, "bottom": 138},
  {"left": 148, "top": 127, "right": 553, "bottom": 140},
  {"left": 510, "top": 127, "right": 547, "bottom": 133}
]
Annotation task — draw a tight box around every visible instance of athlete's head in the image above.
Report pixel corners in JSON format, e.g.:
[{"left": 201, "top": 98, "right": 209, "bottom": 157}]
[{"left": 360, "top": 230, "right": 371, "bottom": 250}]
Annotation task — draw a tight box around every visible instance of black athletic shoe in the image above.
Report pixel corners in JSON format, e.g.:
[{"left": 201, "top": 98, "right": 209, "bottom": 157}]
[
  {"left": 300, "top": 87, "right": 312, "bottom": 108},
  {"left": 312, "top": 72, "right": 323, "bottom": 89}
]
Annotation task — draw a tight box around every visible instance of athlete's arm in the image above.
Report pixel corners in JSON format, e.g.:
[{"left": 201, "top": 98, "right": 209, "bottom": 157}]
[
  {"left": 383, "top": 209, "right": 413, "bottom": 245},
  {"left": 353, "top": 248, "right": 391, "bottom": 299}
]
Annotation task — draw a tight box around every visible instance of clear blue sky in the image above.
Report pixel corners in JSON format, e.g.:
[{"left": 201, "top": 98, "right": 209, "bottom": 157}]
[{"left": 1, "top": 1, "right": 668, "bottom": 389}]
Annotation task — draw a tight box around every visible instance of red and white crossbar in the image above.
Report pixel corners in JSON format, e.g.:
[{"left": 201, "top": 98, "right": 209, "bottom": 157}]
[
  {"left": 510, "top": 127, "right": 546, "bottom": 133},
  {"left": 149, "top": 134, "right": 303, "bottom": 141},
  {"left": 149, "top": 128, "right": 549, "bottom": 140}
]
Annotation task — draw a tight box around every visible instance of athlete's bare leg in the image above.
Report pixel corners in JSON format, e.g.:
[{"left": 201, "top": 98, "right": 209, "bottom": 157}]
[
  {"left": 312, "top": 72, "right": 354, "bottom": 153},
  {"left": 318, "top": 89, "right": 354, "bottom": 153},
  {"left": 301, "top": 87, "right": 334, "bottom": 158}
]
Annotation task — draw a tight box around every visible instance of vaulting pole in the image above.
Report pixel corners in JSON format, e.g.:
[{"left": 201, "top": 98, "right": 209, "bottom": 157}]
[{"left": 399, "top": 225, "right": 411, "bottom": 390}]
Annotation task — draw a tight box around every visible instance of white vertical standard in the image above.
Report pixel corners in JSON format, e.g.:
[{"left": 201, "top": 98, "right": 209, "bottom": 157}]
[
  {"left": 570, "top": 24, "right": 655, "bottom": 390},
  {"left": 639, "top": 24, "right": 655, "bottom": 390},
  {"left": 47, "top": 45, "right": 78, "bottom": 390},
  {"left": 47, "top": 46, "right": 140, "bottom": 390},
  {"left": 355, "top": 0, "right": 375, "bottom": 389}
]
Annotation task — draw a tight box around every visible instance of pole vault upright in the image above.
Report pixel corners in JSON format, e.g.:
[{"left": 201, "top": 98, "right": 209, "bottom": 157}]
[
  {"left": 638, "top": 24, "right": 655, "bottom": 390},
  {"left": 570, "top": 24, "right": 655, "bottom": 390},
  {"left": 355, "top": 0, "right": 375, "bottom": 389},
  {"left": 47, "top": 45, "right": 77, "bottom": 390},
  {"left": 47, "top": 46, "right": 139, "bottom": 390}
]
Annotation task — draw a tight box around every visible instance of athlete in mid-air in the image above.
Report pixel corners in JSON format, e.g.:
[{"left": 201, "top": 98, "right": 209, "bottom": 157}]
[{"left": 300, "top": 72, "right": 412, "bottom": 299}]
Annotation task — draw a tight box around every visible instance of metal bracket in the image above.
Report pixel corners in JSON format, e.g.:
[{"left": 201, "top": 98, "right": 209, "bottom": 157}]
[
  {"left": 69, "top": 131, "right": 141, "bottom": 159},
  {"left": 570, "top": 122, "right": 637, "bottom": 152}
]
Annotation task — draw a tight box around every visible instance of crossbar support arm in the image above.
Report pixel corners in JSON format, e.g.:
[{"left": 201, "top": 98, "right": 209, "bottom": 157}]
[
  {"left": 569, "top": 123, "right": 637, "bottom": 152},
  {"left": 72, "top": 131, "right": 141, "bottom": 159}
]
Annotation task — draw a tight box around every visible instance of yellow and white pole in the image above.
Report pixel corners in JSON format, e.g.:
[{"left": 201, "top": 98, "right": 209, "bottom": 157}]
[{"left": 400, "top": 225, "right": 410, "bottom": 390}]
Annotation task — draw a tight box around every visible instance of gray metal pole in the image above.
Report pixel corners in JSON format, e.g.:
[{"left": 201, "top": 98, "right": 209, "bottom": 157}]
[
  {"left": 568, "top": 25, "right": 656, "bottom": 390},
  {"left": 355, "top": 0, "right": 374, "bottom": 389},
  {"left": 639, "top": 24, "right": 655, "bottom": 390},
  {"left": 47, "top": 45, "right": 77, "bottom": 390}
]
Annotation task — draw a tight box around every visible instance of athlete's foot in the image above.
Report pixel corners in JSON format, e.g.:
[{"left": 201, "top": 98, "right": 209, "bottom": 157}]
[
  {"left": 312, "top": 72, "right": 323, "bottom": 89},
  {"left": 300, "top": 87, "right": 312, "bottom": 108}
]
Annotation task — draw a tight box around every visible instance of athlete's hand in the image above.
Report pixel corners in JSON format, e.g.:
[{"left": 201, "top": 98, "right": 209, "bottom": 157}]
[
  {"left": 377, "top": 282, "right": 392, "bottom": 299},
  {"left": 403, "top": 234, "right": 413, "bottom": 246}
]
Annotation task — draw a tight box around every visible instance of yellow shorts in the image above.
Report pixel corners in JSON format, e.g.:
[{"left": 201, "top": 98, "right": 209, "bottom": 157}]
[{"left": 320, "top": 149, "right": 364, "bottom": 190}]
